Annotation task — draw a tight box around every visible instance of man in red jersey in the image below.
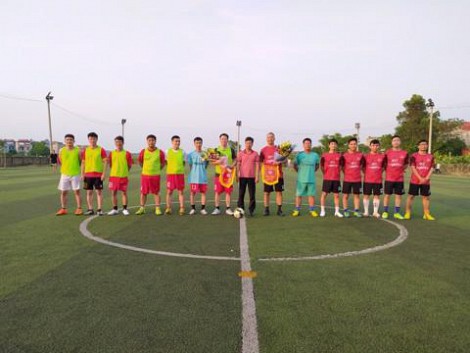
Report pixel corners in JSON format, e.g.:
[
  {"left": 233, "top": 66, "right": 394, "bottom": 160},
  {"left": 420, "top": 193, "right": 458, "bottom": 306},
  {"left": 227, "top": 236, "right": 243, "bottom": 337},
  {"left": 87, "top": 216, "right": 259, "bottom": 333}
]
[
  {"left": 259, "top": 132, "right": 285, "bottom": 216},
  {"left": 320, "top": 138, "right": 343, "bottom": 217},
  {"left": 404, "top": 140, "right": 436, "bottom": 220},
  {"left": 382, "top": 135, "right": 409, "bottom": 219},
  {"left": 362, "top": 139, "right": 385, "bottom": 218},
  {"left": 340, "top": 137, "right": 364, "bottom": 218}
]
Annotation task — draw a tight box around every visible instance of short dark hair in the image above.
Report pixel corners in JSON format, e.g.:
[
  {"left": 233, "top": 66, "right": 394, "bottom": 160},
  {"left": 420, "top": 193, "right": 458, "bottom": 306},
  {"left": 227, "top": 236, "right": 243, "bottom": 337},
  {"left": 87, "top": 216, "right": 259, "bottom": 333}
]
[
  {"left": 146, "top": 134, "right": 156, "bottom": 140},
  {"left": 219, "top": 133, "right": 229, "bottom": 139},
  {"left": 303, "top": 138, "right": 312, "bottom": 143},
  {"left": 370, "top": 139, "right": 380, "bottom": 145},
  {"left": 245, "top": 136, "right": 254, "bottom": 143},
  {"left": 328, "top": 139, "right": 338, "bottom": 145},
  {"left": 171, "top": 135, "right": 180, "bottom": 141},
  {"left": 348, "top": 137, "right": 358, "bottom": 144},
  {"left": 115, "top": 136, "right": 124, "bottom": 142},
  {"left": 418, "top": 139, "right": 428, "bottom": 145},
  {"left": 87, "top": 132, "right": 98, "bottom": 138},
  {"left": 391, "top": 135, "right": 401, "bottom": 140},
  {"left": 194, "top": 137, "right": 203, "bottom": 142},
  {"left": 64, "top": 134, "right": 75, "bottom": 139}
]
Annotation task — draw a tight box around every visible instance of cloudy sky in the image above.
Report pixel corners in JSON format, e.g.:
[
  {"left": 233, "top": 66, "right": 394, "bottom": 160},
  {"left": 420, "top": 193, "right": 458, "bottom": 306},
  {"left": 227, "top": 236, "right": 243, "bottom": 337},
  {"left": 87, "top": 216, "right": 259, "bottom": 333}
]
[{"left": 1, "top": 0, "right": 469, "bottom": 152}]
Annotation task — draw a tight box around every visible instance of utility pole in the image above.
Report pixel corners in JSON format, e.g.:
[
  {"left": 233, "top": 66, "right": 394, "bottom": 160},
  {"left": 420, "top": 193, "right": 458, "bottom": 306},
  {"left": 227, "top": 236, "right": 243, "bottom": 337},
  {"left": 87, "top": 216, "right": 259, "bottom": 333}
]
[
  {"left": 45, "top": 92, "right": 54, "bottom": 154},
  {"left": 121, "top": 119, "right": 127, "bottom": 139},
  {"left": 355, "top": 122, "right": 361, "bottom": 143},
  {"left": 236, "top": 120, "right": 242, "bottom": 152},
  {"left": 426, "top": 99, "right": 435, "bottom": 154}
]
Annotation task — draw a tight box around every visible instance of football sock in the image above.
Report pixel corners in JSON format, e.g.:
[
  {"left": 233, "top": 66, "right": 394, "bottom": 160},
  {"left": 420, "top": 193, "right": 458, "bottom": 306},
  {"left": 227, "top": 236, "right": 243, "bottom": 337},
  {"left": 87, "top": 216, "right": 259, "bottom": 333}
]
[
  {"left": 384, "top": 206, "right": 389, "bottom": 212},
  {"left": 394, "top": 206, "right": 400, "bottom": 213},
  {"left": 191, "top": 204, "right": 196, "bottom": 210},
  {"left": 113, "top": 206, "right": 118, "bottom": 210},
  {"left": 363, "top": 199, "right": 370, "bottom": 212},
  {"left": 373, "top": 200, "right": 379, "bottom": 213}
]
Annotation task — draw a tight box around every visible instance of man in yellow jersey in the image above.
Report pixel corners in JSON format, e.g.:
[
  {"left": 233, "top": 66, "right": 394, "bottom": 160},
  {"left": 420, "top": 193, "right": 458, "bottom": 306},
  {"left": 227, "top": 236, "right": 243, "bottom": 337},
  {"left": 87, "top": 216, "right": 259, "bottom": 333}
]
[
  {"left": 81, "top": 132, "right": 108, "bottom": 216},
  {"left": 135, "top": 134, "right": 166, "bottom": 215},
  {"left": 165, "top": 135, "right": 186, "bottom": 216},
  {"left": 107, "top": 136, "right": 133, "bottom": 216},
  {"left": 211, "top": 133, "right": 237, "bottom": 215},
  {"left": 56, "top": 134, "right": 82, "bottom": 215}
]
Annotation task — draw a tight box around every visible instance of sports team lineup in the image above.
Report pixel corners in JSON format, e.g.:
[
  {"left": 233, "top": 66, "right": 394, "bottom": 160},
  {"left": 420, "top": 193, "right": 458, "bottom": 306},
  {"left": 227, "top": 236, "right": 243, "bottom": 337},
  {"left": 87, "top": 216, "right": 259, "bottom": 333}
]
[{"left": 55, "top": 131, "right": 436, "bottom": 221}]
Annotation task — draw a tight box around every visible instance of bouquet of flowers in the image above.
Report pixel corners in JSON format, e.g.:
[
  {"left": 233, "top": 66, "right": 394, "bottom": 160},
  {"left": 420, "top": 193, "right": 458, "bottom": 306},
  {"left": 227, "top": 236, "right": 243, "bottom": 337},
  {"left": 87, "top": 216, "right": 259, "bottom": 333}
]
[
  {"left": 274, "top": 141, "right": 296, "bottom": 162},
  {"left": 201, "top": 148, "right": 220, "bottom": 162}
]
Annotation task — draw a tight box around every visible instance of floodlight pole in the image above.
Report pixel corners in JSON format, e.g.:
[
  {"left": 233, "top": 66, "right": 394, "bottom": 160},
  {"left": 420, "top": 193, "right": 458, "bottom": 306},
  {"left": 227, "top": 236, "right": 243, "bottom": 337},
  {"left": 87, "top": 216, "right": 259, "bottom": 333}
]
[
  {"left": 121, "top": 118, "right": 127, "bottom": 139},
  {"left": 236, "top": 120, "right": 242, "bottom": 152},
  {"left": 426, "top": 99, "right": 435, "bottom": 154},
  {"left": 45, "top": 92, "right": 54, "bottom": 154},
  {"left": 355, "top": 122, "right": 361, "bottom": 143}
]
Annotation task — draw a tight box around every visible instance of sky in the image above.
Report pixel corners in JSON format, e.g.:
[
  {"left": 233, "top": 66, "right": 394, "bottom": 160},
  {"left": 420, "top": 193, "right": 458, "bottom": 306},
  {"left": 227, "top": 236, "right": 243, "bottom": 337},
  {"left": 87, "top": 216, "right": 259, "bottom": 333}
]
[{"left": 1, "top": 0, "right": 469, "bottom": 152}]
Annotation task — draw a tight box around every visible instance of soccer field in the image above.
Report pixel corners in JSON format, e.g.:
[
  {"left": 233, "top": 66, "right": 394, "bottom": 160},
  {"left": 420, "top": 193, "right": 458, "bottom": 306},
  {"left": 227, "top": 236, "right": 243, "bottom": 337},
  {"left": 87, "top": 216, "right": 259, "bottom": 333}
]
[{"left": 1, "top": 166, "right": 469, "bottom": 353}]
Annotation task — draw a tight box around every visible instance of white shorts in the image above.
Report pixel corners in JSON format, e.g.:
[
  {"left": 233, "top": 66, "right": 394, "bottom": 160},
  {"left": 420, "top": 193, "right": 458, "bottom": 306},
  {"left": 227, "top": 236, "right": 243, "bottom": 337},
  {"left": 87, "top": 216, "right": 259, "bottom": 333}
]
[{"left": 58, "top": 175, "right": 81, "bottom": 191}]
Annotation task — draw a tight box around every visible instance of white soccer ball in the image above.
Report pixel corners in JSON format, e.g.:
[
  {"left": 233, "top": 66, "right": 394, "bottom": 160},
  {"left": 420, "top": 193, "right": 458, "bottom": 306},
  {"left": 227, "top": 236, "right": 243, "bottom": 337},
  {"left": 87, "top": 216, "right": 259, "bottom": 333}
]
[{"left": 233, "top": 207, "right": 245, "bottom": 219}]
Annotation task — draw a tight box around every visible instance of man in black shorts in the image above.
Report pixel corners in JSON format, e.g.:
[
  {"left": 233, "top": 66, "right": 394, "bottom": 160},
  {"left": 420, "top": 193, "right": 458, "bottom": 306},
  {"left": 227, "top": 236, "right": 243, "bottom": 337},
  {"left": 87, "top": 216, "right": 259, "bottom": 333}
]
[{"left": 50, "top": 150, "right": 58, "bottom": 172}]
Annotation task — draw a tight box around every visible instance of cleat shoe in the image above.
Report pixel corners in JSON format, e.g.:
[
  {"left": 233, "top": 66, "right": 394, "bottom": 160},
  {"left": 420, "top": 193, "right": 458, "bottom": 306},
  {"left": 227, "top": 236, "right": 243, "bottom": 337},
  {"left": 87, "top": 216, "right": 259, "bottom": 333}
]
[
  {"left": 404, "top": 212, "right": 411, "bottom": 220},
  {"left": 179, "top": 208, "right": 185, "bottom": 216},
  {"left": 212, "top": 208, "right": 221, "bottom": 215},
  {"left": 107, "top": 209, "right": 119, "bottom": 216},
  {"left": 122, "top": 209, "right": 130, "bottom": 216},
  {"left": 189, "top": 209, "right": 196, "bottom": 215},
  {"left": 155, "top": 207, "right": 162, "bottom": 216},
  {"left": 263, "top": 208, "right": 270, "bottom": 216},
  {"left": 225, "top": 208, "right": 234, "bottom": 216},
  {"left": 363, "top": 212, "right": 369, "bottom": 217},
  {"left": 56, "top": 208, "right": 67, "bottom": 216},
  {"left": 200, "top": 209, "right": 208, "bottom": 215},
  {"left": 249, "top": 211, "right": 254, "bottom": 217},
  {"left": 334, "top": 211, "right": 344, "bottom": 218},
  {"left": 292, "top": 210, "right": 300, "bottom": 217},
  {"left": 310, "top": 210, "right": 319, "bottom": 217},
  {"left": 423, "top": 213, "right": 435, "bottom": 221},
  {"left": 84, "top": 209, "right": 95, "bottom": 216},
  {"left": 74, "top": 208, "right": 83, "bottom": 216},
  {"left": 135, "top": 207, "right": 145, "bottom": 215},
  {"left": 372, "top": 212, "right": 381, "bottom": 219},
  {"left": 381, "top": 211, "right": 389, "bottom": 219},
  {"left": 320, "top": 210, "right": 326, "bottom": 217},
  {"left": 97, "top": 210, "right": 104, "bottom": 216},
  {"left": 277, "top": 209, "right": 285, "bottom": 217},
  {"left": 343, "top": 211, "right": 350, "bottom": 218},
  {"left": 393, "top": 213, "right": 404, "bottom": 220},
  {"left": 354, "top": 212, "right": 363, "bottom": 218},
  {"left": 165, "top": 208, "right": 172, "bottom": 215}
]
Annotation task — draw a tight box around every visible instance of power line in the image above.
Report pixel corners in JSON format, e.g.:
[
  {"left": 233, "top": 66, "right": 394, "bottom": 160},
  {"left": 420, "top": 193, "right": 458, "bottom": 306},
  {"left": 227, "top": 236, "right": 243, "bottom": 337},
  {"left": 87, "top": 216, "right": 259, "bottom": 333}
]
[
  {"left": 0, "top": 93, "right": 42, "bottom": 102},
  {"left": 51, "top": 103, "right": 117, "bottom": 126}
]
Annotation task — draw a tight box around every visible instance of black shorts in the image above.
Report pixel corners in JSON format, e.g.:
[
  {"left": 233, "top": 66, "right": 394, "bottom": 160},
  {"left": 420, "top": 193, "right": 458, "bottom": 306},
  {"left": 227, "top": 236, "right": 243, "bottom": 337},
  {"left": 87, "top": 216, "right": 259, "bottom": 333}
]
[
  {"left": 342, "top": 181, "right": 362, "bottom": 195},
  {"left": 408, "top": 183, "right": 431, "bottom": 196},
  {"left": 264, "top": 178, "right": 284, "bottom": 193},
  {"left": 384, "top": 181, "right": 404, "bottom": 195},
  {"left": 363, "top": 182, "right": 382, "bottom": 196},
  {"left": 322, "top": 180, "right": 341, "bottom": 193},
  {"left": 83, "top": 177, "right": 103, "bottom": 190}
]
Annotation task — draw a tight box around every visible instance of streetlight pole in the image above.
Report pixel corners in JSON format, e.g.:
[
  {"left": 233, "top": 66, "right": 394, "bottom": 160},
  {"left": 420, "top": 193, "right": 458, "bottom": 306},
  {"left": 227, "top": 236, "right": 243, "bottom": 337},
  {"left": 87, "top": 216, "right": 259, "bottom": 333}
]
[
  {"left": 121, "top": 119, "right": 127, "bottom": 139},
  {"left": 426, "top": 99, "right": 435, "bottom": 154},
  {"left": 355, "top": 122, "right": 361, "bottom": 143},
  {"left": 45, "top": 92, "right": 54, "bottom": 154},
  {"left": 236, "top": 120, "right": 242, "bottom": 153}
]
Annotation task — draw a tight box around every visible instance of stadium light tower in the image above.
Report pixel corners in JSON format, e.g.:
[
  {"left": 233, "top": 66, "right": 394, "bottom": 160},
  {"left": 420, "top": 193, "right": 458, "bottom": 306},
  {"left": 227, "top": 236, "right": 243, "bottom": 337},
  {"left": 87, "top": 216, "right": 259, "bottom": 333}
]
[
  {"left": 236, "top": 120, "right": 242, "bottom": 152},
  {"left": 355, "top": 122, "right": 361, "bottom": 143},
  {"left": 121, "top": 118, "right": 127, "bottom": 139},
  {"left": 45, "top": 92, "right": 54, "bottom": 154},
  {"left": 426, "top": 99, "right": 435, "bottom": 154}
]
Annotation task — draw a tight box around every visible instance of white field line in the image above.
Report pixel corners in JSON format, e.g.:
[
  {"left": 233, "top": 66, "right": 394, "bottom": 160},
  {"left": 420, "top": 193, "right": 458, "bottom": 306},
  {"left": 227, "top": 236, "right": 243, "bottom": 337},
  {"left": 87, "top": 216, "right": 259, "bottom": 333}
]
[
  {"left": 259, "top": 218, "right": 408, "bottom": 262},
  {"left": 78, "top": 216, "right": 240, "bottom": 261},
  {"left": 239, "top": 218, "right": 260, "bottom": 353}
]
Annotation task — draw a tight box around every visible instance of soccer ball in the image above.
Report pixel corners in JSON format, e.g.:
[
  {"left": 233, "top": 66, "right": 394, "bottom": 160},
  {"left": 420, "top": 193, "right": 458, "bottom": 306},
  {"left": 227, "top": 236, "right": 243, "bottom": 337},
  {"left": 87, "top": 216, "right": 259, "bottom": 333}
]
[{"left": 233, "top": 208, "right": 245, "bottom": 219}]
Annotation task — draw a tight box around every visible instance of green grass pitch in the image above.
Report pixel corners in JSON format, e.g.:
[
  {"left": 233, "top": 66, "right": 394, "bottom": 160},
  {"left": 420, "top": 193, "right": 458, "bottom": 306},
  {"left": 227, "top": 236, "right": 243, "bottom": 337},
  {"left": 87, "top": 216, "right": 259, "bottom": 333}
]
[{"left": 0, "top": 166, "right": 469, "bottom": 352}]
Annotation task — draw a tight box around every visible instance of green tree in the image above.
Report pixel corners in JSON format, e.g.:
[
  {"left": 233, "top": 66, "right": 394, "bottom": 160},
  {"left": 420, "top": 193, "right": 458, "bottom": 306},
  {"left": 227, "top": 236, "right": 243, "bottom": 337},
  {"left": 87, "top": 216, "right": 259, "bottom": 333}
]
[
  {"left": 318, "top": 133, "right": 357, "bottom": 152},
  {"left": 29, "top": 141, "right": 50, "bottom": 156},
  {"left": 437, "top": 137, "right": 466, "bottom": 156}
]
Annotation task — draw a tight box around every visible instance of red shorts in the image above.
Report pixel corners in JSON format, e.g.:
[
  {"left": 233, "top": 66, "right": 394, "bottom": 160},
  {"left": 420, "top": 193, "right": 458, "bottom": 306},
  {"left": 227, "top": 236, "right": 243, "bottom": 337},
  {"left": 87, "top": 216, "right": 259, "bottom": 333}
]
[
  {"left": 141, "top": 175, "right": 161, "bottom": 195},
  {"left": 190, "top": 183, "right": 207, "bottom": 194},
  {"left": 167, "top": 174, "right": 185, "bottom": 191},
  {"left": 214, "top": 176, "right": 233, "bottom": 194},
  {"left": 109, "top": 177, "right": 129, "bottom": 192}
]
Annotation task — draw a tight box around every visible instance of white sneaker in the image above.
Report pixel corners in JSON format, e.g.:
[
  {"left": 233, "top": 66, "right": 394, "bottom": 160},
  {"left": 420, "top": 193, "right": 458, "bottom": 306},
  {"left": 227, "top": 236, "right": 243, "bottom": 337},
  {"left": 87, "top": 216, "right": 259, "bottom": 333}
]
[
  {"left": 212, "top": 208, "right": 221, "bottom": 215},
  {"left": 122, "top": 209, "right": 130, "bottom": 216},
  {"left": 200, "top": 209, "right": 208, "bottom": 215},
  {"left": 189, "top": 209, "right": 196, "bottom": 215},
  {"left": 107, "top": 209, "right": 119, "bottom": 216},
  {"left": 320, "top": 210, "right": 326, "bottom": 217},
  {"left": 334, "top": 211, "right": 344, "bottom": 218},
  {"left": 363, "top": 212, "right": 370, "bottom": 217},
  {"left": 225, "top": 208, "right": 234, "bottom": 216},
  {"left": 373, "top": 212, "right": 381, "bottom": 218}
]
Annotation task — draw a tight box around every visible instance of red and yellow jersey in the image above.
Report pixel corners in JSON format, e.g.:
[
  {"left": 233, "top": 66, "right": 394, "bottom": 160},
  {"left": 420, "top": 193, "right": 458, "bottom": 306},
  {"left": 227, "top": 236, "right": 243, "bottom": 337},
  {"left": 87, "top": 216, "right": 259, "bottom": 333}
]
[
  {"left": 138, "top": 148, "right": 165, "bottom": 176},
  {"left": 109, "top": 150, "right": 133, "bottom": 178},
  {"left": 59, "top": 146, "right": 81, "bottom": 176},
  {"left": 166, "top": 148, "right": 185, "bottom": 174},
  {"left": 81, "top": 146, "right": 107, "bottom": 177}
]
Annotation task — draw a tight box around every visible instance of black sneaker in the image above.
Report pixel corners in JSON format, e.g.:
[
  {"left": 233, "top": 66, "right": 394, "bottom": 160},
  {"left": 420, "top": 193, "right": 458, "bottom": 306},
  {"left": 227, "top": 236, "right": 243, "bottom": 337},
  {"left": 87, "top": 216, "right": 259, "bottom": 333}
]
[
  {"left": 97, "top": 210, "right": 104, "bottom": 216},
  {"left": 249, "top": 211, "right": 254, "bottom": 217},
  {"left": 276, "top": 209, "right": 285, "bottom": 217},
  {"left": 263, "top": 208, "right": 270, "bottom": 216},
  {"left": 84, "top": 209, "right": 95, "bottom": 216}
]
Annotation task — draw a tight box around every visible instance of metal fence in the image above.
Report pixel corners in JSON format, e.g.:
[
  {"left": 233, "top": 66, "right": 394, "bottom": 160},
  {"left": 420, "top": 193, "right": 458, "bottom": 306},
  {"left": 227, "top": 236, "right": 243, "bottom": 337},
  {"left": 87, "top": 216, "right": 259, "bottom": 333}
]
[{"left": 0, "top": 156, "right": 50, "bottom": 167}]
